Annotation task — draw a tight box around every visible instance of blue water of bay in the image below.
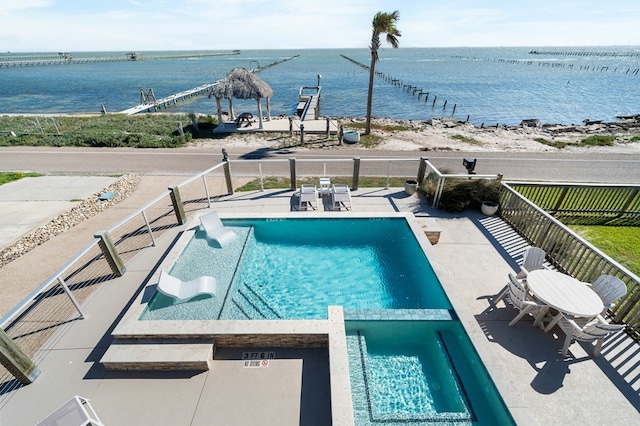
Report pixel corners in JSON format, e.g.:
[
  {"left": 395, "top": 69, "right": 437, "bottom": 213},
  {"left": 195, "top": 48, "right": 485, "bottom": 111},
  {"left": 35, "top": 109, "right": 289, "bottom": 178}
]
[{"left": 1, "top": 46, "right": 639, "bottom": 126}]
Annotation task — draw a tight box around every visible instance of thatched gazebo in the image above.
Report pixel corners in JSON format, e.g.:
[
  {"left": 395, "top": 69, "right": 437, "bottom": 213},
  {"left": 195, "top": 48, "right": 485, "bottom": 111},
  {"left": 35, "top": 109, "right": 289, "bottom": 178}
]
[{"left": 210, "top": 67, "right": 273, "bottom": 129}]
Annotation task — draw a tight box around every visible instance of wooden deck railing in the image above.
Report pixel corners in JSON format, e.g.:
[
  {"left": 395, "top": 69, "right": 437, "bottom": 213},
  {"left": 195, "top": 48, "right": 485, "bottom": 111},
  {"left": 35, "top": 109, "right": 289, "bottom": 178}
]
[{"left": 499, "top": 183, "right": 640, "bottom": 341}]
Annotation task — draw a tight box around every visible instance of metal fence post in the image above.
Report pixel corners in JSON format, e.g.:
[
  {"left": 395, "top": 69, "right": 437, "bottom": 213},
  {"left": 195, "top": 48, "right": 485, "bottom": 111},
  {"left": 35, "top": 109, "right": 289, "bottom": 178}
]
[
  {"left": 352, "top": 157, "right": 361, "bottom": 190},
  {"left": 289, "top": 157, "right": 297, "bottom": 191},
  {"left": 0, "top": 327, "right": 40, "bottom": 384},
  {"left": 168, "top": 185, "right": 187, "bottom": 225},
  {"left": 94, "top": 230, "right": 126, "bottom": 277}
]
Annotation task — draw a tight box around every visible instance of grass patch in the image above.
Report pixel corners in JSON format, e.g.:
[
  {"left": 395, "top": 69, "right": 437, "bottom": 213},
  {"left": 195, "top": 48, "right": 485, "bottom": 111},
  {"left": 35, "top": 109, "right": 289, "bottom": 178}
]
[
  {"left": 578, "top": 135, "right": 616, "bottom": 146},
  {"left": 357, "top": 133, "right": 383, "bottom": 148},
  {"left": 0, "top": 114, "right": 215, "bottom": 148},
  {"left": 534, "top": 135, "right": 617, "bottom": 149},
  {"left": 569, "top": 225, "right": 640, "bottom": 276},
  {"left": 0, "top": 171, "right": 41, "bottom": 186},
  {"left": 236, "top": 176, "right": 413, "bottom": 192},
  {"left": 534, "top": 137, "right": 568, "bottom": 149},
  {"left": 450, "top": 134, "right": 481, "bottom": 145},
  {"left": 629, "top": 135, "right": 640, "bottom": 142},
  {"left": 347, "top": 122, "right": 414, "bottom": 132}
]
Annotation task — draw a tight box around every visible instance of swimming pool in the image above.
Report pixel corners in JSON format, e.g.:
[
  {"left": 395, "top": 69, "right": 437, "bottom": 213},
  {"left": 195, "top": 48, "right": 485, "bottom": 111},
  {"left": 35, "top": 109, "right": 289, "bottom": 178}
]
[
  {"left": 129, "top": 214, "right": 514, "bottom": 424},
  {"left": 141, "top": 218, "right": 452, "bottom": 321},
  {"left": 346, "top": 319, "right": 514, "bottom": 425}
]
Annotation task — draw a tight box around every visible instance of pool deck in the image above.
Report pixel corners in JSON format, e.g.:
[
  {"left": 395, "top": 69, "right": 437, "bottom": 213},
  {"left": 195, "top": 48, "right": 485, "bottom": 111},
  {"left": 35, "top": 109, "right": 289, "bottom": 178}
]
[{"left": 1, "top": 177, "right": 639, "bottom": 425}]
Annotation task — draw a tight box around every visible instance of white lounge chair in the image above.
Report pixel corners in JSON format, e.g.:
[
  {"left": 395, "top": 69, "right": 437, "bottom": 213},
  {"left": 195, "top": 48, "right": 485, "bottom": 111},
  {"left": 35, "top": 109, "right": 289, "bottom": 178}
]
[
  {"left": 590, "top": 274, "right": 628, "bottom": 311},
  {"left": 36, "top": 395, "right": 104, "bottom": 426},
  {"left": 495, "top": 273, "right": 546, "bottom": 326},
  {"left": 298, "top": 184, "right": 318, "bottom": 210},
  {"left": 331, "top": 184, "right": 352, "bottom": 210},
  {"left": 516, "top": 247, "right": 548, "bottom": 279},
  {"left": 200, "top": 211, "right": 236, "bottom": 247},
  {"left": 157, "top": 270, "right": 216, "bottom": 303},
  {"left": 557, "top": 313, "right": 625, "bottom": 357}
]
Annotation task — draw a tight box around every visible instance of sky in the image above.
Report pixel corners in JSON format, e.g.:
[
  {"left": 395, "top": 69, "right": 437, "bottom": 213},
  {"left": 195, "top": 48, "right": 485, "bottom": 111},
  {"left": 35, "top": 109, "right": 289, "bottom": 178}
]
[{"left": 1, "top": 0, "right": 639, "bottom": 52}]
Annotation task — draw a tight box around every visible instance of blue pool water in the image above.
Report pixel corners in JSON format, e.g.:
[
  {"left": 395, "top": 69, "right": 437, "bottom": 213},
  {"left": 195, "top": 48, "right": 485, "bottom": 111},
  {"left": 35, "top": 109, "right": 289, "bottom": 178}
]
[
  {"left": 346, "top": 320, "right": 514, "bottom": 426},
  {"left": 140, "top": 217, "right": 513, "bottom": 424},
  {"left": 141, "top": 218, "right": 451, "bottom": 320}
]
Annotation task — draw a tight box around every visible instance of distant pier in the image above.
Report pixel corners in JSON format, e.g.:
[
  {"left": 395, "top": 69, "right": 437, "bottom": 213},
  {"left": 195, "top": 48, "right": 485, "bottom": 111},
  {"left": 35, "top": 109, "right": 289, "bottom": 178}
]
[
  {"left": 0, "top": 51, "right": 241, "bottom": 68},
  {"left": 117, "top": 54, "right": 300, "bottom": 115}
]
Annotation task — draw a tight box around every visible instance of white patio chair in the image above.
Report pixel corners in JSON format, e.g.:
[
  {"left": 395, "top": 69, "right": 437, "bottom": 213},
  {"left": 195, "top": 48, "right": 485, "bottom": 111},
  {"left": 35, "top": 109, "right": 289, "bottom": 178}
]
[
  {"left": 497, "top": 273, "right": 547, "bottom": 326},
  {"left": 331, "top": 184, "right": 352, "bottom": 210},
  {"left": 200, "top": 211, "right": 237, "bottom": 247},
  {"left": 557, "top": 313, "right": 625, "bottom": 357},
  {"left": 298, "top": 184, "right": 318, "bottom": 210},
  {"left": 157, "top": 270, "right": 216, "bottom": 303},
  {"left": 590, "top": 274, "right": 628, "bottom": 311},
  {"left": 36, "top": 395, "right": 104, "bottom": 426},
  {"left": 516, "top": 247, "right": 548, "bottom": 279}
]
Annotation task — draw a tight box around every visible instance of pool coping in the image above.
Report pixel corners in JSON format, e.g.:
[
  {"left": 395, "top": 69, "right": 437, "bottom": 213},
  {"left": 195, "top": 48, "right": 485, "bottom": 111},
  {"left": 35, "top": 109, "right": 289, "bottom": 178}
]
[{"left": 108, "top": 210, "right": 528, "bottom": 426}]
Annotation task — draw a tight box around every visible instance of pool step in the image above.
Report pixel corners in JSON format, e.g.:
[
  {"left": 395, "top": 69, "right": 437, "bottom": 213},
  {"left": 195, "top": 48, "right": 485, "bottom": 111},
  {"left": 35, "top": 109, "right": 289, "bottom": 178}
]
[
  {"left": 231, "top": 285, "right": 282, "bottom": 320},
  {"left": 100, "top": 338, "right": 214, "bottom": 371}
]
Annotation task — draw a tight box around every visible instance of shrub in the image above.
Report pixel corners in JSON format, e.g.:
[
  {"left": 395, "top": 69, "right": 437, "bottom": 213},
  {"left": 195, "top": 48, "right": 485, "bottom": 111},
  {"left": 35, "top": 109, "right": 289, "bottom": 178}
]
[
  {"left": 579, "top": 135, "right": 616, "bottom": 146},
  {"left": 421, "top": 171, "right": 501, "bottom": 212}
]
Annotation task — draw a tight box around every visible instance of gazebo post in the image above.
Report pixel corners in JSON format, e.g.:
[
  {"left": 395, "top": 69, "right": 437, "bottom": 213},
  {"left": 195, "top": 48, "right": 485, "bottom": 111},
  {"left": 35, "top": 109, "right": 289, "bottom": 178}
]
[
  {"left": 215, "top": 97, "right": 224, "bottom": 125},
  {"left": 228, "top": 98, "right": 235, "bottom": 121},
  {"left": 266, "top": 97, "right": 271, "bottom": 121},
  {"left": 256, "top": 98, "right": 264, "bottom": 129}
]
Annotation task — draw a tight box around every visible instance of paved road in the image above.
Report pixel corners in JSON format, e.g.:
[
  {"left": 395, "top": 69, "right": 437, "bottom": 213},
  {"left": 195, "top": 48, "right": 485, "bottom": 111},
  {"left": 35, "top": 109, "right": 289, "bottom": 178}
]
[{"left": 1, "top": 146, "right": 638, "bottom": 183}]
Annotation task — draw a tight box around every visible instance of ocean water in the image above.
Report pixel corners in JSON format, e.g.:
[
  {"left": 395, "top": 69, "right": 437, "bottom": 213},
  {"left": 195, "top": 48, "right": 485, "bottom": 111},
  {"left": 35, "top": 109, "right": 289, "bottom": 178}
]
[{"left": 1, "top": 47, "right": 639, "bottom": 126}]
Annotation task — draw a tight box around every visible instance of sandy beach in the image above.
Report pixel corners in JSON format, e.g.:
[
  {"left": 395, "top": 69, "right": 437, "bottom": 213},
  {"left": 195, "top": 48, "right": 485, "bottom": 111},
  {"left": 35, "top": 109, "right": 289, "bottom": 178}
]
[{"left": 187, "top": 116, "right": 640, "bottom": 154}]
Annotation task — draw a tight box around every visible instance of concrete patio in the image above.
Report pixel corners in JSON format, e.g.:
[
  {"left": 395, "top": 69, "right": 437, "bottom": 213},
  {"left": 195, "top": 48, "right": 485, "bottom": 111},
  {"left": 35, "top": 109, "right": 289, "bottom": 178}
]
[{"left": 0, "top": 179, "right": 638, "bottom": 425}]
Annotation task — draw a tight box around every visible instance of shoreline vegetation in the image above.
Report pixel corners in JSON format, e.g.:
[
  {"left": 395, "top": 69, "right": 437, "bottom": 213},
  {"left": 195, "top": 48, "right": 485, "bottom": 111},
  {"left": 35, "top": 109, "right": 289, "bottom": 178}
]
[{"left": 0, "top": 113, "right": 639, "bottom": 153}]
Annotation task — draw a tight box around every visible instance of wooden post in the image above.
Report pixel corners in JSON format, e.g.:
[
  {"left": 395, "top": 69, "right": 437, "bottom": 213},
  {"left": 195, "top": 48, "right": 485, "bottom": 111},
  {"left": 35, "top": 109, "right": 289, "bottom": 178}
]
[
  {"left": 223, "top": 152, "right": 233, "bottom": 195},
  {"left": 352, "top": 157, "right": 361, "bottom": 191},
  {"left": 168, "top": 186, "right": 187, "bottom": 225},
  {"left": 177, "top": 121, "right": 184, "bottom": 136},
  {"left": 325, "top": 117, "right": 330, "bottom": 139},
  {"left": 189, "top": 113, "right": 199, "bottom": 132},
  {"left": 300, "top": 124, "right": 305, "bottom": 144},
  {"left": 0, "top": 328, "right": 40, "bottom": 384},
  {"left": 289, "top": 116, "right": 293, "bottom": 137},
  {"left": 339, "top": 124, "right": 344, "bottom": 145},
  {"left": 289, "top": 157, "right": 297, "bottom": 191},
  {"left": 417, "top": 157, "right": 428, "bottom": 183},
  {"left": 94, "top": 231, "right": 126, "bottom": 277}
]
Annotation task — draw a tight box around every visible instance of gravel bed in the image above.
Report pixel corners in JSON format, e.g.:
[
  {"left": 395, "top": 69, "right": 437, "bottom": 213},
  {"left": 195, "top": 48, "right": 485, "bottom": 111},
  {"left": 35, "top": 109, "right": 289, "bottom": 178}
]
[{"left": 0, "top": 174, "right": 141, "bottom": 268}]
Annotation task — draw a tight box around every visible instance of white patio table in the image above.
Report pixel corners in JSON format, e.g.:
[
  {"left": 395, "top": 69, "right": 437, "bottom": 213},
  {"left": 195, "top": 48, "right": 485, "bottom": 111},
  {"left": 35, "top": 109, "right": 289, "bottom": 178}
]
[{"left": 526, "top": 269, "right": 604, "bottom": 332}]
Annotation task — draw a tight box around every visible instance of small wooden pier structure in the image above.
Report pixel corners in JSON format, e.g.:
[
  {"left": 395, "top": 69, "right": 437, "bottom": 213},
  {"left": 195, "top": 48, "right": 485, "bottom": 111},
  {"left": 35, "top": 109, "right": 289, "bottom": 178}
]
[
  {"left": 118, "top": 83, "right": 218, "bottom": 115},
  {"left": 296, "top": 75, "right": 323, "bottom": 121}
]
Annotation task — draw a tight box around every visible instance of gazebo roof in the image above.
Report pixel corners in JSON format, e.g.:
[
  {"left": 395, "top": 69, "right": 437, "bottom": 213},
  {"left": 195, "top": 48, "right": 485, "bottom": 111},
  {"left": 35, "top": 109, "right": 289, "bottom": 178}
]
[{"left": 211, "top": 67, "right": 273, "bottom": 100}]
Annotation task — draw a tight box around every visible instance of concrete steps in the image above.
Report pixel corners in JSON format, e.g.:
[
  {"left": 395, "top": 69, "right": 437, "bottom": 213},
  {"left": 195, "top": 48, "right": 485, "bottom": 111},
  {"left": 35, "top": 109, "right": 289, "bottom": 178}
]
[{"left": 101, "top": 338, "right": 214, "bottom": 371}]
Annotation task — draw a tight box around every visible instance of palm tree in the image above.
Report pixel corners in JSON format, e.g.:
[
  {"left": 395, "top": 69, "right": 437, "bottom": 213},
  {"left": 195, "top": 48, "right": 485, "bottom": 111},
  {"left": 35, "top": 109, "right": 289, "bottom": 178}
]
[{"left": 365, "top": 10, "right": 401, "bottom": 135}]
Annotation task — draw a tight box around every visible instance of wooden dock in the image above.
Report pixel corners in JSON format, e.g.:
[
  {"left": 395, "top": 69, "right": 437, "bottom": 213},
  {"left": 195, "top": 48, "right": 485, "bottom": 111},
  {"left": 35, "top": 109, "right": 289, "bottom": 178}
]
[
  {"left": 117, "top": 82, "right": 218, "bottom": 115},
  {"left": 0, "top": 51, "right": 240, "bottom": 68},
  {"left": 117, "top": 55, "right": 300, "bottom": 115}
]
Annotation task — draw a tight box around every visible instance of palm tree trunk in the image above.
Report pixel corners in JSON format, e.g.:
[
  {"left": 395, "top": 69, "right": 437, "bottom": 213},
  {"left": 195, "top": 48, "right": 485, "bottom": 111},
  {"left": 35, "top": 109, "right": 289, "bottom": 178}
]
[{"left": 365, "top": 50, "right": 377, "bottom": 135}]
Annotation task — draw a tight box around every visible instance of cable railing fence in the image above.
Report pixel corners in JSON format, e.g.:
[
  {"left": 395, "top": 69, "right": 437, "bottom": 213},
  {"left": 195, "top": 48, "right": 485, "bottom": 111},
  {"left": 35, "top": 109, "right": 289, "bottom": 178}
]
[{"left": 2, "top": 155, "right": 638, "bottom": 388}]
